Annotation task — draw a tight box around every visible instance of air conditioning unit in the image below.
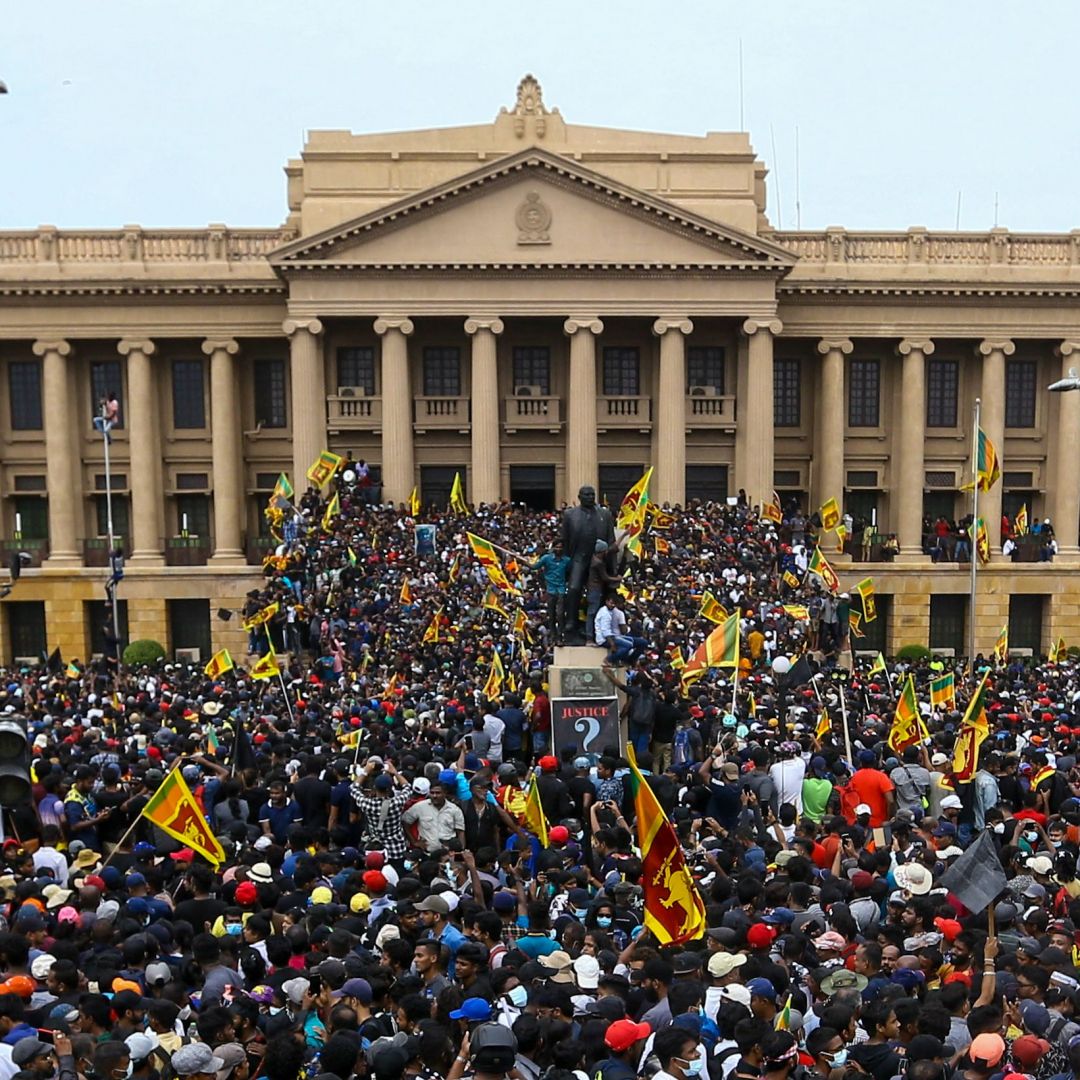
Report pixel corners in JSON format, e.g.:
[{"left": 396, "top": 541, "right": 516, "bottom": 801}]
[
  {"left": 930, "top": 648, "right": 956, "bottom": 658},
  {"left": 1008, "top": 647, "right": 1033, "bottom": 658},
  {"left": 689, "top": 385, "right": 719, "bottom": 397},
  {"left": 337, "top": 386, "right": 366, "bottom": 398},
  {"left": 515, "top": 385, "right": 543, "bottom": 397},
  {"left": 175, "top": 647, "right": 202, "bottom": 664},
  {"left": 13, "top": 657, "right": 37, "bottom": 668}
]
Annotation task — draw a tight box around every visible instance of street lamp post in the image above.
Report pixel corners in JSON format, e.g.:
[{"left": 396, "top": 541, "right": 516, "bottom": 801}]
[{"left": 95, "top": 404, "right": 123, "bottom": 664}]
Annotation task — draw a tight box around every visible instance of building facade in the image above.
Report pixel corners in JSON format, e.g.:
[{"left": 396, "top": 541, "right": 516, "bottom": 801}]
[{"left": 1, "top": 75, "right": 1078, "bottom": 663}]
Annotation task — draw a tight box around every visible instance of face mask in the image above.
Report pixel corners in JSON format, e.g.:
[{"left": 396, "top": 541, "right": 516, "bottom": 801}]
[
  {"left": 574, "top": 908, "right": 588, "bottom": 919},
  {"left": 826, "top": 1050, "right": 849, "bottom": 1068},
  {"left": 574, "top": 832, "right": 584, "bottom": 841},
  {"left": 178, "top": 1007, "right": 192, "bottom": 1022},
  {"left": 507, "top": 985, "right": 528, "bottom": 1008},
  {"left": 1024, "top": 831, "right": 1038, "bottom": 843},
  {"left": 993, "top": 823, "right": 1005, "bottom": 835},
  {"left": 125, "top": 1063, "right": 134, "bottom": 1079},
  {"left": 226, "top": 923, "right": 242, "bottom": 936},
  {"left": 269, "top": 1006, "right": 283, "bottom": 1016},
  {"left": 678, "top": 1056, "right": 704, "bottom": 1077},
  {"left": 403, "top": 860, "right": 414, "bottom": 871},
  {"left": 1051, "top": 839, "right": 1063, "bottom": 848},
  {"left": 597, "top": 916, "right": 613, "bottom": 928}
]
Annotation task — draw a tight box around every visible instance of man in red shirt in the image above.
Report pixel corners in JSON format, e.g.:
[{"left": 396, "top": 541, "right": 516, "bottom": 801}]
[{"left": 846, "top": 750, "right": 895, "bottom": 826}]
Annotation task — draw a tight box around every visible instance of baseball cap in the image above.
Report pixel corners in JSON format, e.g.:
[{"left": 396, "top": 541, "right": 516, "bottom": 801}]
[
  {"left": 604, "top": 1018, "right": 652, "bottom": 1052},
  {"left": 708, "top": 952, "right": 747, "bottom": 978},
  {"left": 747, "top": 924, "right": 777, "bottom": 949},
  {"left": 548, "top": 825, "right": 569, "bottom": 844},
  {"left": 334, "top": 978, "right": 373, "bottom": 1005},
  {"left": 449, "top": 997, "right": 493, "bottom": 1022},
  {"left": 1011, "top": 1036, "right": 1051, "bottom": 1069},
  {"left": 11, "top": 1038, "right": 52, "bottom": 1067},
  {"left": 414, "top": 895, "right": 449, "bottom": 915},
  {"left": 746, "top": 977, "right": 777, "bottom": 1001},
  {"left": 172, "top": 1043, "right": 226, "bottom": 1077},
  {"left": 969, "top": 1033, "right": 1006, "bottom": 1068},
  {"left": 854, "top": 803, "right": 872, "bottom": 817}
]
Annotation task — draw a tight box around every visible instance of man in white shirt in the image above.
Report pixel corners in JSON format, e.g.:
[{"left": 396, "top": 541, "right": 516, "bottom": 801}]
[
  {"left": 32, "top": 826, "right": 67, "bottom": 887},
  {"left": 594, "top": 597, "right": 646, "bottom": 665},
  {"left": 482, "top": 708, "right": 505, "bottom": 764},
  {"left": 401, "top": 783, "right": 466, "bottom": 852}
]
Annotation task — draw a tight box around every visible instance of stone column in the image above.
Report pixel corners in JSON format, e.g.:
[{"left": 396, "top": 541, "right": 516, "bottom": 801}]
[
  {"left": 653, "top": 318, "right": 693, "bottom": 507},
  {"left": 283, "top": 318, "right": 325, "bottom": 491},
  {"left": 204, "top": 338, "right": 244, "bottom": 564},
  {"left": 465, "top": 317, "right": 505, "bottom": 506},
  {"left": 33, "top": 340, "right": 80, "bottom": 564},
  {"left": 739, "top": 318, "right": 782, "bottom": 509},
  {"left": 118, "top": 339, "right": 163, "bottom": 563},
  {"left": 978, "top": 339, "right": 1013, "bottom": 546},
  {"left": 374, "top": 317, "right": 415, "bottom": 506},
  {"left": 896, "top": 339, "right": 934, "bottom": 556},
  {"left": 564, "top": 318, "right": 603, "bottom": 499},
  {"left": 815, "top": 339, "right": 852, "bottom": 510},
  {"left": 1055, "top": 342, "right": 1080, "bottom": 553}
]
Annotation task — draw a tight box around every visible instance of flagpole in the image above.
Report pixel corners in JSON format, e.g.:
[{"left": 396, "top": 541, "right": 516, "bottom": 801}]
[
  {"left": 100, "top": 756, "right": 184, "bottom": 869},
  {"left": 969, "top": 398, "right": 981, "bottom": 664},
  {"left": 277, "top": 670, "right": 296, "bottom": 726},
  {"left": 839, "top": 677, "right": 854, "bottom": 765}
]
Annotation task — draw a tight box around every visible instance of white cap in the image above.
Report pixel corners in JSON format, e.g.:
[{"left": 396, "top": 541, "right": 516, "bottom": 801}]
[
  {"left": 940, "top": 795, "right": 963, "bottom": 810},
  {"left": 855, "top": 803, "right": 872, "bottom": 816},
  {"left": 412, "top": 777, "right": 431, "bottom": 796}
]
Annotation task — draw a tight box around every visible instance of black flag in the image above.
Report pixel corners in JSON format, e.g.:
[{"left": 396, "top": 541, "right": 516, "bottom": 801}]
[
  {"left": 938, "top": 828, "right": 1008, "bottom": 914},
  {"left": 230, "top": 725, "right": 257, "bottom": 774}
]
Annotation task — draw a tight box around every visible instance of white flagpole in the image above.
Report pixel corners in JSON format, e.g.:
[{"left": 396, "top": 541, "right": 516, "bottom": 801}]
[{"left": 969, "top": 399, "right": 981, "bottom": 664}]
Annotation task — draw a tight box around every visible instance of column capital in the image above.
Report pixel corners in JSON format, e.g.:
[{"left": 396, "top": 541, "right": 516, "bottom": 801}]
[
  {"left": 652, "top": 317, "right": 694, "bottom": 337},
  {"left": 978, "top": 339, "right": 1016, "bottom": 357},
  {"left": 742, "top": 317, "right": 782, "bottom": 337},
  {"left": 897, "top": 338, "right": 935, "bottom": 357},
  {"left": 816, "top": 338, "right": 854, "bottom": 356},
  {"left": 31, "top": 339, "right": 72, "bottom": 358},
  {"left": 1057, "top": 341, "right": 1080, "bottom": 358},
  {"left": 373, "top": 317, "right": 414, "bottom": 337},
  {"left": 563, "top": 317, "right": 604, "bottom": 336},
  {"left": 282, "top": 317, "right": 324, "bottom": 338},
  {"left": 117, "top": 338, "right": 157, "bottom": 357},
  {"left": 201, "top": 338, "right": 240, "bottom": 357},
  {"left": 464, "top": 317, "right": 505, "bottom": 336}
]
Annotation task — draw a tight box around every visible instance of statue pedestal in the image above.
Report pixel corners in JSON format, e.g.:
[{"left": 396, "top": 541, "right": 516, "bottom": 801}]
[{"left": 549, "top": 646, "right": 626, "bottom": 759}]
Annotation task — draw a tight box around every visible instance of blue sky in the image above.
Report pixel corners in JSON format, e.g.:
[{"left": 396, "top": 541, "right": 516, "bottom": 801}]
[{"left": 2, "top": 1, "right": 1078, "bottom": 232}]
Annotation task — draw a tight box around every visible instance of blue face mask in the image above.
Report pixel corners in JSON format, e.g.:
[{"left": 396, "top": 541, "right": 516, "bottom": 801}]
[
  {"left": 226, "top": 923, "right": 243, "bottom": 936},
  {"left": 597, "top": 916, "right": 613, "bottom": 928},
  {"left": 507, "top": 985, "right": 528, "bottom": 1008},
  {"left": 574, "top": 908, "right": 588, "bottom": 920},
  {"left": 678, "top": 1056, "right": 704, "bottom": 1077},
  {"left": 826, "top": 1050, "right": 849, "bottom": 1069}
]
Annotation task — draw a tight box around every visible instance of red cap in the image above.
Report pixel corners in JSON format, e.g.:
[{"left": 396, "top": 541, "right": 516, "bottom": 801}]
[
  {"left": 548, "top": 825, "right": 569, "bottom": 844},
  {"left": 235, "top": 881, "right": 258, "bottom": 905},
  {"left": 538, "top": 756, "right": 558, "bottom": 773},
  {"left": 3, "top": 976, "right": 33, "bottom": 999},
  {"left": 747, "top": 923, "right": 777, "bottom": 949},
  {"left": 362, "top": 870, "right": 387, "bottom": 894},
  {"left": 170, "top": 848, "right": 195, "bottom": 863},
  {"left": 605, "top": 1019, "right": 652, "bottom": 1052},
  {"left": 84, "top": 875, "right": 106, "bottom": 890},
  {"left": 851, "top": 870, "right": 874, "bottom": 891},
  {"left": 364, "top": 851, "right": 385, "bottom": 870},
  {"left": 935, "top": 917, "right": 963, "bottom": 942}
]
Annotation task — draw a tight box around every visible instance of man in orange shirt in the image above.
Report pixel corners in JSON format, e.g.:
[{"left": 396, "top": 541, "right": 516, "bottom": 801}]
[{"left": 847, "top": 749, "right": 895, "bottom": 827}]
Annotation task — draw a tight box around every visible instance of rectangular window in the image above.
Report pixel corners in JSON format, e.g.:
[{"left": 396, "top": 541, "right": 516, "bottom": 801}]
[
  {"left": 685, "top": 465, "right": 728, "bottom": 503},
  {"left": 176, "top": 494, "right": 210, "bottom": 539},
  {"left": 336, "top": 347, "right": 376, "bottom": 396},
  {"left": 171, "top": 360, "right": 206, "bottom": 429},
  {"left": 930, "top": 595, "right": 966, "bottom": 653},
  {"left": 7, "top": 602, "right": 45, "bottom": 663},
  {"left": 857, "top": 594, "right": 890, "bottom": 653},
  {"left": 602, "top": 347, "right": 640, "bottom": 396},
  {"left": 512, "top": 347, "right": 551, "bottom": 395},
  {"left": 13, "top": 476, "right": 46, "bottom": 492},
  {"left": 95, "top": 494, "right": 130, "bottom": 539},
  {"left": 419, "top": 465, "right": 465, "bottom": 508},
  {"left": 12, "top": 496, "right": 47, "bottom": 540},
  {"left": 774, "top": 358, "right": 801, "bottom": 427},
  {"left": 848, "top": 359, "right": 880, "bottom": 427},
  {"left": 253, "top": 359, "right": 287, "bottom": 428},
  {"left": 927, "top": 359, "right": 959, "bottom": 428},
  {"left": 85, "top": 600, "right": 128, "bottom": 658},
  {"left": 91, "top": 361, "right": 123, "bottom": 427},
  {"left": 1009, "top": 594, "right": 1044, "bottom": 653},
  {"left": 169, "top": 599, "right": 211, "bottom": 662},
  {"left": 176, "top": 473, "right": 209, "bottom": 490},
  {"left": 422, "top": 347, "right": 461, "bottom": 397},
  {"left": 598, "top": 464, "right": 645, "bottom": 508},
  {"left": 687, "top": 346, "right": 725, "bottom": 393},
  {"left": 8, "top": 362, "right": 42, "bottom": 431},
  {"left": 1005, "top": 359, "right": 1037, "bottom": 428}
]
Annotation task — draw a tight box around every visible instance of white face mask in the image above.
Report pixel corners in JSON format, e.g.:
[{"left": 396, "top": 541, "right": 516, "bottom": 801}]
[
  {"left": 993, "top": 823, "right": 1005, "bottom": 834},
  {"left": 506, "top": 985, "right": 528, "bottom": 1008}
]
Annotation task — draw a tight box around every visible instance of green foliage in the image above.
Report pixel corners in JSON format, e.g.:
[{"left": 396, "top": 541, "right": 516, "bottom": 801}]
[
  {"left": 122, "top": 639, "right": 166, "bottom": 666},
  {"left": 895, "top": 644, "right": 932, "bottom": 661}
]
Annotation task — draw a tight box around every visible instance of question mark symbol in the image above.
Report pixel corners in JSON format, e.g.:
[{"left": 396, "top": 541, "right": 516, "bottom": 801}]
[{"left": 574, "top": 715, "right": 601, "bottom": 752}]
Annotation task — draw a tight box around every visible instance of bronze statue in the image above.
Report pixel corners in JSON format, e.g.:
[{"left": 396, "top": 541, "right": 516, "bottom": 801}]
[{"left": 561, "top": 485, "right": 616, "bottom": 645}]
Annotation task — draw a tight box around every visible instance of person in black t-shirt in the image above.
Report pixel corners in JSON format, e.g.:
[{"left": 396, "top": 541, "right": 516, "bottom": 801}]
[{"left": 291, "top": 758, "right": 331, "bottom": 830}]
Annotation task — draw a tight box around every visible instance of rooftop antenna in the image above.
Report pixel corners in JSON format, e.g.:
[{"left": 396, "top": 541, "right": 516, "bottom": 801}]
[
  {"left": 955, "top": 190, "right": 962, "bottom": 230},
  {"left": 994, "top": 191, "right": 999, "bottom": 227},
  {"left": 770, "top": 124, "right": 783, "bottom": 229},
  {"left": 795, "top": 125, "right": 801, "bottom": 229},
  {"left": 738, "top": 39, "right": 744, "bottom": 130}
]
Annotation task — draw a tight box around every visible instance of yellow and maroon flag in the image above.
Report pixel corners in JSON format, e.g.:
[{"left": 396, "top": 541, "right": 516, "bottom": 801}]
[
  {"left": 1014, "top": 504, "right": 1029, "bottom": 536},
  {"left": 408, "top": 487, "right": 420, "bottom": 517},
  {"left": 467, "top": 533, "right": 518, "bottom": 594},
  {"left": 680, "top": 612, "right": 739, "bottom": 690},
  {"left": 666, "top": 644, "right": 685, "bottom": 670},
  {"left": 523, "top": 773, "right": 549, "bottom": 848},
  {"left": 512, "top": 609, "right": 532, "bottom": 643},
  {"left": 617, "top": 467, "right": 654, "bottom": 555},
  {"left": 654, "top": 536, "right": 671, "bottom": 556},
  {"left": 449, "top": 472, "right": 469, "bottom": 514},
  {"left": 625, "top": 745, "right": 705, "bottom": 945},
  {"left": 141, "top": 769, "right": 226, "bottom": 866},
  {"left": 888, "top": 675, "right": 928, "bottom": 754},
  {"left": 399, "top": 579, "right": 412, "bottom": 605},
  {"left": 762, "top": 491, "right": 783, "bottom": 524},
  {"left": 993, "top": 623, "right": 1009, "bottom": 663},
  {"left": 1050, "top": 637, "right": 1067, "bottom": 663},
  {"left": 421, "top": 610, "right": 443, "bottom": 645},
  {"left": 962, "top": 428, "right": 1001, "bottom": 493},
  {"left": 855, "top": 577, "right": 876, "bottom": 623},
  {"left": 482, "top": 650, "right": 505, "bottom": 701},
  {"left": 204, "top": 649, "right": 234, "bottom": 680},
  {"left": 306, "top": 450, "right": 342, "bottom": 488},
  {"left": 698, "top": 591, "right": 728, "bottom": 624},
  {"left": 808, "top": 547, "right": 840, "bottom": 594},
  {"left": 952, "top": 669, "right": 991, "bottom": 781},
  {"left": 782, "top": 570, "right": 801, "bottom": 589},
  {"left": 849, "top": 610, "right": 865, "bottom": 639},
  {"left": 482, "top": 587, "right": 510, "bottom": 620},
  {"left": 976, "top": 517, "right": 991, "bottom": 566},
  {"left": 930, "top": 672, "right": 956, "bottom": 709},
  {"left": 820, "top": 497, "right": 841, "bottom": 531},
  {"left": 816, "top": 709, "right": 832, "bottom": 740},
  {"left": 249, "top": 649, "right": 281, "bottom": 682}
]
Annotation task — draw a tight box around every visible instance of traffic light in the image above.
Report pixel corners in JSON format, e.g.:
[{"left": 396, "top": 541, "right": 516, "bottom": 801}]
[{"left": 0, "top": 714, "right": 29, "bottom": 807}]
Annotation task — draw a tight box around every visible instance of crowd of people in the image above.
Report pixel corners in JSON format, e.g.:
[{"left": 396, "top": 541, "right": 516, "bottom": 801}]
[{"left": 1, "top": 472, "right": 1079, "bottom": 1080}]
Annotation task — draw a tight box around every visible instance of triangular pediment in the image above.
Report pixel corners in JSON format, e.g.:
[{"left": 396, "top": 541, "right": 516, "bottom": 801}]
[{"left": 270, "top": 148, "right": 796, "bottom": 273}]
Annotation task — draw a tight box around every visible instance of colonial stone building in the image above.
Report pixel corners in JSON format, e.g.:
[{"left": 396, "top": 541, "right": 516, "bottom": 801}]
[{"left": 0, "top": 76, "right": 1078, "bottom": 662}]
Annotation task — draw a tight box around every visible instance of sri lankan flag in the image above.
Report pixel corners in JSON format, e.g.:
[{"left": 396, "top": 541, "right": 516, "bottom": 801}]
[
  {"left": 523, "top": 773, "right": 549, "bottom": 848},
  {"left": 888, "top": 675, "right": 928, "bottom": 754},
  {"left": 816, "top": 709, "right": 832, "bottom": 740},
  {"left": 482, "top": 650, "right": 505, "bottom": 701},
  {"left": 808, "top": 546, "right": 840, "bottom": 594},
  {"left": 782, "top": 570, "right": 800, "bottom": 589},
  {"left": 204, "top": 649, "right": 234, "bottom": 680},
  {"left": 421, "top": 610, "right": 442, "bottom": 645},
  {"left": 930, "top": 672, "right": 956, "bottom": 709},
  {"left": 775, "top": 995, "right": 794, "bottom": 1032},
  {"left": 976, "top": 517, "right": 991, "bottom": 566},
  {"left": 820, "top": 497, "right": 841, "bottom": 531},
  {"left": 681, "top": 612, "right": 739, "bottom": 690},
  {"left": 961, "top": 427, "right": 1001, "bottom": 493},
  {"left": 762, "top": 492, "right": 783, "bottom": 524},
  {"left": 1014, "top": 504, "right": 1029, "bottom": 536},
  {"left": 468, "top": 533, "right": 518, "bottom": 594},
  {"left": 249, "top": 649, "right": 281, "bottom": 681},
  {"left": 849, "top": 610, "right": 865, "bottom": 639},
  {"left": 698, "top": 591, "right": 728, "bottom": 624},
  {"left": 399, "top": 579, "right": 412, "bottom": 604},
  {"left": 408, "top": 487, "right": 420, "bottom": 517},
  {"left": 855, "top": 577, "right": 876, "bottom": 623},
  {"left": 625, "top": 745, "right": 705, "bottom": 945},
  {"left": 306, "top": 450, "right": 342, "bottom": 488},
  {"left": 65, "top": 661, "right": 81, "bottom": 679},
  {"left": 666, "top": 644, "right": 685, "bottom": 670},
  {"left": 141, "top": 768, "right": 226, "bottom": 866},
  {"left": 836, "top": 523, "right": 849, "bottom": 553},
  {"left": 268, "top": 472, "right": 293, "bottom": 512},
  {"left": 449, "top": 472, "right": 469, "bottom": 514},
  {"left": 482, "top": 587, "right": 510, "bottom": 619},
  {"left": 1050, "top": 637, "right": 1067, "bottom": 663},
  {"left": 783, "top": 604, "right": 809, "bottom": 620},
  {"left": 654, "top": 536, "right": 670, "bottom": 556},
  {"left": 617, "top": 467, "right": 653, "bottom": 554},
  {"left": 321, "top": 492, "right": 340, "bottom": 531},
  {"left": 993, "top": 623, "right": 1009, "bottom": 663},
  {"left": 447, "top": 553, "right": 461, "bottom": 584},
  {"left": 512, "top": 609, "right": 532, "bottom": 643},
  {"left": 869, "top": 652, "right": 887, "bottom": 675},
  {"left": 952, "top": 669, "right": 991, "bottom": 781}
]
